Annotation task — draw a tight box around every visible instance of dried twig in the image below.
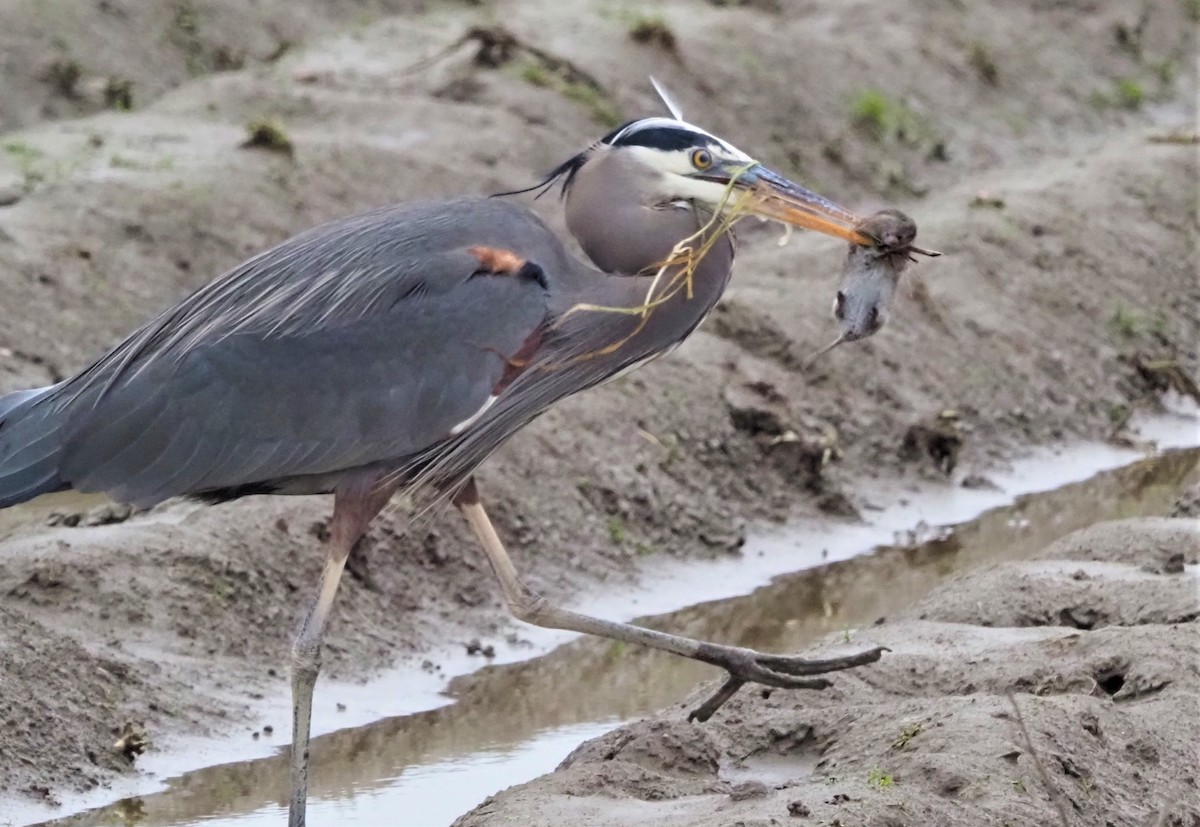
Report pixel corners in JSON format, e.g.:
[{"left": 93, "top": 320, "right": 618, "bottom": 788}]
[
  {"left": 1147, "top": 132, "right": 1199, "bottom": 145},
  {"left": 1007, "top": 692, "right": 1071, "bottom": 827},
  {"left": 403, "top": 25, "right": 606, "bottom": 93}
]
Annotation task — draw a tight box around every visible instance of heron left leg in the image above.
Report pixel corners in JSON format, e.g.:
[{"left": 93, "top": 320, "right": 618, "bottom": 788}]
[
  {"left": 288, "top": 477, "right": 396, "bottom": 827},
  {"left": 452, "top": 478, "right": 884, "bottom": 721}
]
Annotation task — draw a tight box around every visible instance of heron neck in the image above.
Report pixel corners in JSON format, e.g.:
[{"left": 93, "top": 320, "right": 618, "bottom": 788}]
[
  {"left": 565, "top": 150, "right": 732, "bottom": 279},
  {"left": 552, "top": 225, "right": 733, "bottom": 388}
]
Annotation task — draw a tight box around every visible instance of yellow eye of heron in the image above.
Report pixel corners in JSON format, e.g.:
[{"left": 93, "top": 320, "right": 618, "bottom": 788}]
[{"left": 690, "top": 148, "right": 713, "bottom": 170}]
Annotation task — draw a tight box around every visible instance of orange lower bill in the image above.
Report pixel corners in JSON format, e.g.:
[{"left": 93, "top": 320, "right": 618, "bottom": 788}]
[{"left": 744, "top": 183, "right": 873, "bottom": 246}]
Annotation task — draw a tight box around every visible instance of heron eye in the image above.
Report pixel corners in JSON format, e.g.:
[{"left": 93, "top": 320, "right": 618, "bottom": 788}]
[{"left": 690, "top": 148, "right": 713, "bottom": 170}]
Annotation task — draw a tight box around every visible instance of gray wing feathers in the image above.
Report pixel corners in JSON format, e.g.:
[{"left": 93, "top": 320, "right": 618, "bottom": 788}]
[
  {"left": 2, "top": 198, "right": 558, "bottom": 508},
  {"left": 62, "top": 198, "right": 563, "bottom": 401},
  {"left": 9, "top": 198, "right": 556, "bottom": 508},
  {"left": 54, "top": 210, "right": 550, "bottom": 506}
]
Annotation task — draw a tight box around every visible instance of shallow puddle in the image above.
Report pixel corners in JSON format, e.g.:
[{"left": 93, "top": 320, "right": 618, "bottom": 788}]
[{"left": 22, "top": 430, "right": 1200, "bottom": 827}]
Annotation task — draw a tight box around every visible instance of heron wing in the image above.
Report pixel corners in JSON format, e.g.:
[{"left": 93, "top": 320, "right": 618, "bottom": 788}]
[{"left": 54, "top": 198, "right": 560, "bottom": 506}]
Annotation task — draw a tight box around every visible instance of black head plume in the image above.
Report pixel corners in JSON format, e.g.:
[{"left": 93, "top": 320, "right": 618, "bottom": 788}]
[
  {"left": 491, "top": 151, "right": 590, "bottom": 200},
  {"left": 491, "top": 117, "right": 720, "bottom": 201}
]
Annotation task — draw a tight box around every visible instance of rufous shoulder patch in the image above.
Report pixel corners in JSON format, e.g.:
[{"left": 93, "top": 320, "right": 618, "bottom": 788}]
[{"left": 468, "top": 246, "right": 526, "bottom": 275}]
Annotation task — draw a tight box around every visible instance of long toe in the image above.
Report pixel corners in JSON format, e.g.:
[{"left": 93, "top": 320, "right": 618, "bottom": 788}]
[
  {"left": 756, "top": 645, "right": 888, "bottom": 677},
  {"left": 758, "top": 673, "right": 832, "bottom": 690}
]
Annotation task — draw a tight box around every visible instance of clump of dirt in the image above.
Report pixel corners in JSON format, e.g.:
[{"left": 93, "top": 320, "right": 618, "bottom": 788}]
[
  {"left": 898, "top": 410, "right": 965, "bottom": 476},
  {"left": 628, "top": 17, "right": 678, "bottom": 55},
  {"left": 1172, "top": 482, "right": 1200, "bottom": 518},
  {"left": 111, "top": 722, "right": 150, "bottom": 762},
  {"left": 456, "top": 517, "right": 1200, "bottom": 827},
  {"left": 723, "top": 379, "right": 842, "bottom": 493},
  {"left": 240, "top": 119, "right": 294, "bottom": 157}
]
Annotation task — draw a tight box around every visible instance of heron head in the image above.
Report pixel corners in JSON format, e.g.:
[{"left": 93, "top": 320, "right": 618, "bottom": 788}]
[{"left": 529, "top": 116, "right": 872, "bottom": 246}]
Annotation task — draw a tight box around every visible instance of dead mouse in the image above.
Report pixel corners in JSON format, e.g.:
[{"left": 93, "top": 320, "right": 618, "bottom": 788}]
[{"left": 805, "top": 209, "right": 939, "bottom": 367}]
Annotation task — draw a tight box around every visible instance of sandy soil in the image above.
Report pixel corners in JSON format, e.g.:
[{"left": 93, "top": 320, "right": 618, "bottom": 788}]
[
  {"left": 0, "top": 0, "right": 1196, "bottom": 818},
  {"left": 456, "top": 516, "right": 1200, "bottom": 827}
]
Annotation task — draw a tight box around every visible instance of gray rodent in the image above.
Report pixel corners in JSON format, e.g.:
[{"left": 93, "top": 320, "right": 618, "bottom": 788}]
[{"left": 806, "top": 209, "right": 939, "bottom": 367}]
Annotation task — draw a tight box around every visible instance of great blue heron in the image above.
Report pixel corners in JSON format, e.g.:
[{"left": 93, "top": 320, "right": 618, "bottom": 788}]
[{"left": 0, "top": 96, "right": 928, "bottom": 825}]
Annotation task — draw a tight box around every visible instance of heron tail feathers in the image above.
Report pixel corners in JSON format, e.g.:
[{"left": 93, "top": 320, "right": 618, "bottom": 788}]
[{"left": 0, "top": 385, "right": 70, "bottom": 508}]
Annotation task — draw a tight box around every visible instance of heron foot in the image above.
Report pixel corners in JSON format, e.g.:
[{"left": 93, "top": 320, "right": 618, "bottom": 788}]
[{"left": 687, "top": 645, "right": 888, "bottom": 723}]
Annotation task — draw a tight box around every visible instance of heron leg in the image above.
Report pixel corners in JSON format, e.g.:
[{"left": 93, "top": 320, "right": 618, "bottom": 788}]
[
  {"left": 452, "top": 478, "right": 885, "bottom": 721},
  {"left": 288, "top": 478, "right": 396, "bottom": 827}
]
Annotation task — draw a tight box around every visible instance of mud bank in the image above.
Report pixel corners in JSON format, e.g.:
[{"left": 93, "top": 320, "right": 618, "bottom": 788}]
[
  {"left": 0, "top": 0, "right": 1196, "bottom": 818},
  {"left": 457, "top": 515, "right": 1200, "bottom": 827}
]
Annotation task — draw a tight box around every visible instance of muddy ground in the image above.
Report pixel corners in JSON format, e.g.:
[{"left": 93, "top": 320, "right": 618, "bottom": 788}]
[
  {"left": 0, "top": 0, "right": 1196, "bottom": 822},
  {"left": 457, "top": 516, "right": 1200, "bottom": 827}
]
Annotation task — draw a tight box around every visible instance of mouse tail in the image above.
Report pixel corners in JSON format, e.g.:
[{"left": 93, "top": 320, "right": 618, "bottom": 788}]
[{"left": 803, "top": 334, "right": 848, "bottom": 371}]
